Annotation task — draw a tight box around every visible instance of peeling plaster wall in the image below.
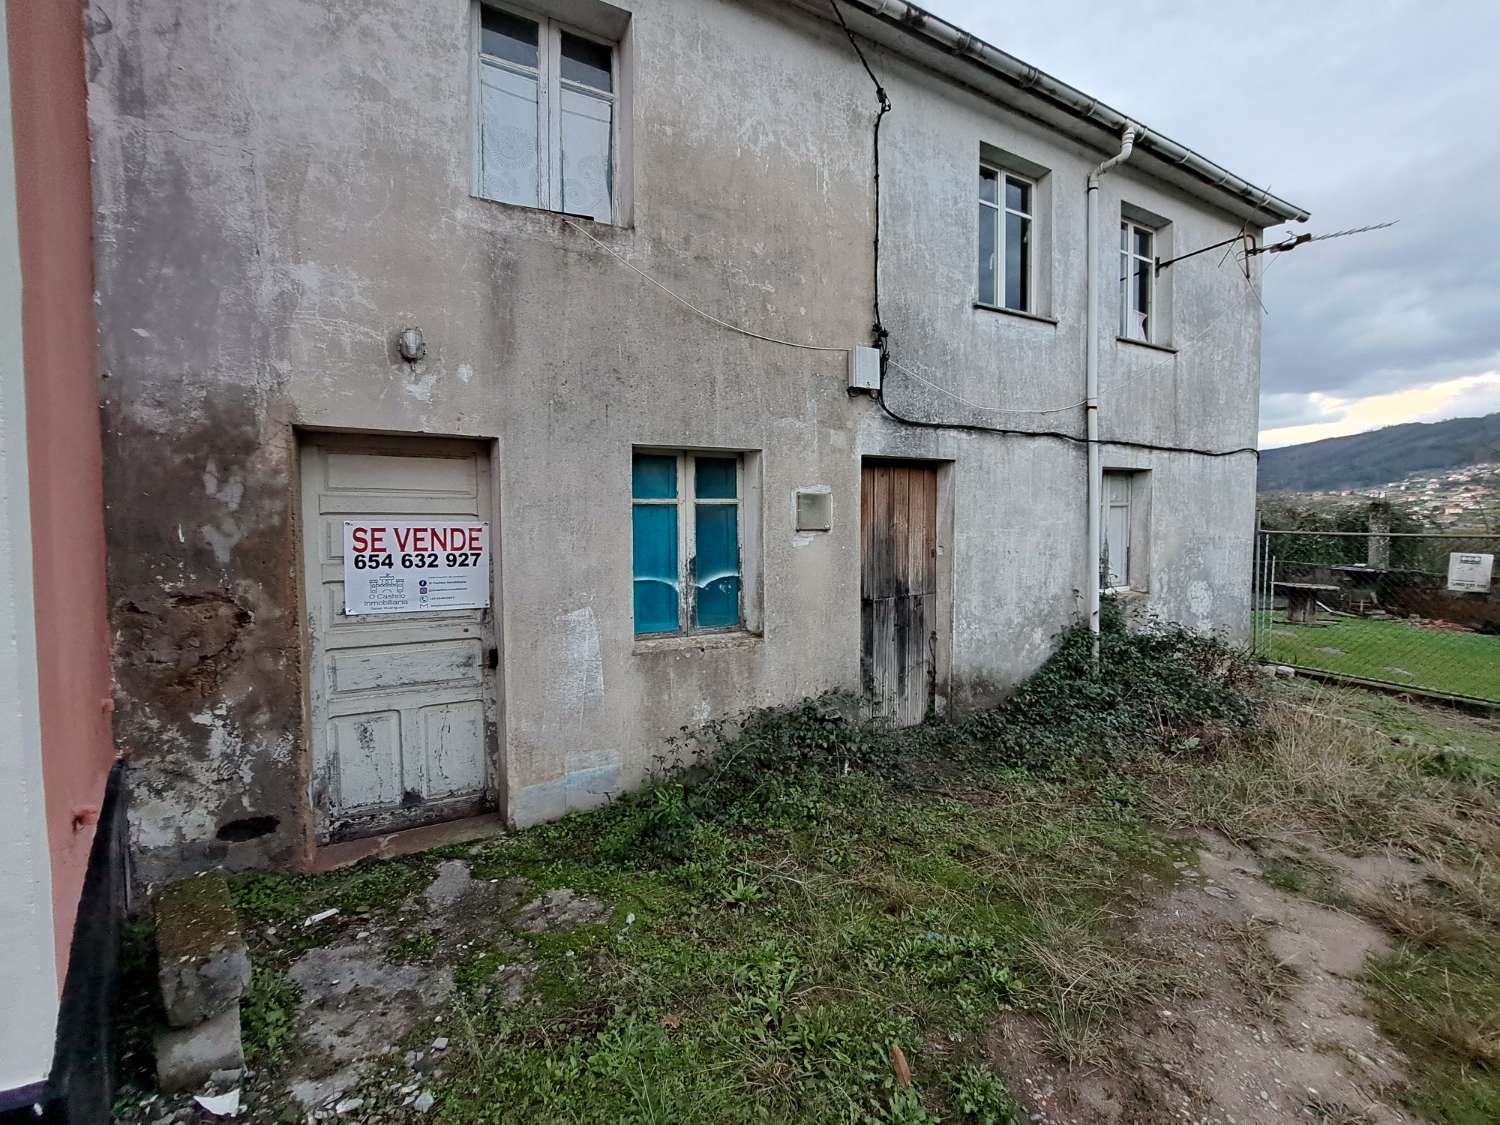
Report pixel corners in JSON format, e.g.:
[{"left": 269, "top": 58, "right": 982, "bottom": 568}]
[{"left": 87, "top": 0, "right": 1264, "bottom": 880}]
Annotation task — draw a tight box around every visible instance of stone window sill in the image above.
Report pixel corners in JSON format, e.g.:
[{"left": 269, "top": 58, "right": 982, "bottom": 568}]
[
  {"left": 974, "top": 303, "right": 1058, "bottom": 326},
  {"left": 633, "top": 630, "right": 762, "bottom": 655},
  {"left": 1116, "top": 335, "right": 1177, "bottom": 355}
]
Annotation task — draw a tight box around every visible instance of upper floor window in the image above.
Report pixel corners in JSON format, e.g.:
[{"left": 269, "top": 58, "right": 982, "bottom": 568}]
[
  {"left": 978, "top": 167, "right": 1033, "bottom": 312},
  {"left": 1120, "top": 220, "right": 1155, "bottom": 341},
  {"left": 476, "top": 4, "right": 615, "bottom": 222}
]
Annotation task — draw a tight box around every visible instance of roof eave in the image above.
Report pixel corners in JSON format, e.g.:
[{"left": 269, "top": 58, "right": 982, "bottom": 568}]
[{"left": 808, "top": 0, "right": 1310, "bottom": 226}]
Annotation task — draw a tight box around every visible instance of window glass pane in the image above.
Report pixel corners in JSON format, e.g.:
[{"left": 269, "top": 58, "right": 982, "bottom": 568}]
[
  {"left": 1004, "top": 212, "right": 1029, "bottom": 311},
  {"left": 1135, "top": 227, "right": 1153, "bottom": 259},
  {"left": 1004, "top": 176, "right": 1029, "bottom": 214},
  {"left": 479, "top": 63, "right": 539, "bottom": 207},
  {"left": 560, "top": 32, "right": 612, "bottom": 91},
  {"left": 1103, "top": 502, "right": 1130, "bottom": 587},
  {"left": 1120, "top": 221, "right": 1129, "bottom": 251},
  {"left": 979, "top": 167, "right": 998, "bottom": 205},
  {"left": 633, "top": 504, "right": 679, "bottom": 634},
  {"left": 1133, "top": 257, "right": 1151, "bottom": 340},
  {"left": 694, "top": 457, "right": 737, "bottom": 499},
  {"left": 481, "top": 7, "right": 538, "bottom": 68},
  {"left": 694, "top": 504, "right": 741, "bottom": 629},
  {"left": 978, "top": 202, "right": 997, "bottom": 305},
  {"left": 632, "top": 453, "right": 677, "bottom": 499},
  {"left": 560, "top": 87, "right": 612, "bottom": 221},
  {"left": 1119, "top": 250, "right": 1131, "bottom": 335}
]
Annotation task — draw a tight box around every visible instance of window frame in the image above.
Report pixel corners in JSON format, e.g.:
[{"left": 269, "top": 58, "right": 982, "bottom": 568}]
[
  {"left": 1100, "top": 470, "right": 1133, "bottom": 593},
  {"left": 631, "top": 450, "right": 747, "bottom": 638},
  {"left": 1119, "top": 219, "right": 1156, "bottom": 342},
  {"left": 978, "top": 165, "right": 1036, "bottom": 313},
  {"left": 471, "top": 0, "right": 619, "bottom": 223}
]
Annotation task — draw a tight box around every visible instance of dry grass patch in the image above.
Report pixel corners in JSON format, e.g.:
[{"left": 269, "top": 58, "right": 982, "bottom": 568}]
[
  {"left": 1147, "top": 695, "right": 1499, "bottom": 862},
  {"left": 1214, "top": 916, "right": 1298, "bottom": 1020}
]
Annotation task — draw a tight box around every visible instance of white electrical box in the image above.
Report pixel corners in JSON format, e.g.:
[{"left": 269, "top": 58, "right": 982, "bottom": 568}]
[{"left": 848, "top": 346, "right": 881, "bottom": 392}]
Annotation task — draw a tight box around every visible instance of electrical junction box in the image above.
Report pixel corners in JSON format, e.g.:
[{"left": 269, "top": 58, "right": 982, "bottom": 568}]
[
  {"left": 848, "top": 346, "right": 880, "bottom": 392},
  {"left": 796, "top": 488, "right": 832, "bottom": 532}
]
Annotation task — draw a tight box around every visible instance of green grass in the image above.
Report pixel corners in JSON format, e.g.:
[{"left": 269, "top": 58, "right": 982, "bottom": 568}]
[
  {"left": 1257, "top": 612, "right": 1500, "bottom": 702},
  {"left": 424, "top": 773, "right": 1172, "bottom": 1125}
]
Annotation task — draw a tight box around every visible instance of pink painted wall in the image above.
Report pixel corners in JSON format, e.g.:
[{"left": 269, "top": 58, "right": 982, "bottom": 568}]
[{"left": 6, "top": 0, "right": 115, "bottom": 975}]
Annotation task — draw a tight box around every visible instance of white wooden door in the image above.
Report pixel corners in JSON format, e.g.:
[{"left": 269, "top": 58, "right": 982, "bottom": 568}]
[{"left": 300, "top": 436, "right": 498, "bottom": 843}]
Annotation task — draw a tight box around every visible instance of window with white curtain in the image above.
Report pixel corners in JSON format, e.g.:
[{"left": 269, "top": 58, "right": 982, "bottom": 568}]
[
  {"left": 1119, "top": 220, "right": 1155, "bottom": 341},
  {"left": 476, "top": 3, "right": 616, "bottom": 222}
]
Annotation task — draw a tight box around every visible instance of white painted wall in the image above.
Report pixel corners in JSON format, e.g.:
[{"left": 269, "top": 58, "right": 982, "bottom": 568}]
[{"left": 0, "top": 0, "right": 60, "bottom": 1093}]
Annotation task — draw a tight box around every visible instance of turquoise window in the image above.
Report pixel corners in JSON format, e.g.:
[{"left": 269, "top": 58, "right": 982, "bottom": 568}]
[
  {"left": 632, "top": 454, "right": 679, "bottom": 634},
  {"left": 632, "top": 454, "right": 677, "bottom": 499},
  {"left": 695, "top": 457, "right": 736, "bottom": 499},
  {"left": 632, "top": 451, "right": 743, "bottom": 635},
  {"left": 694, "top": 502, "right": 740, "bottom": 627}
]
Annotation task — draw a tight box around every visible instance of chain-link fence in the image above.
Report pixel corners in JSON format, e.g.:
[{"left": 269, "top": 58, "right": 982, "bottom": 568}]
[{"left": 1252, "top": 527, "right": 1500, "bottom": 704}]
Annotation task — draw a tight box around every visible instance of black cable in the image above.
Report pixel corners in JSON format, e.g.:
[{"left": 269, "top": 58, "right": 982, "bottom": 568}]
[
  {"left": 830, "top": 0, "right": 1257, "bottom": 463},
  {"left": 875, "top": 391, "right": 1257, "bottom": 457},
  {"left": 829, "top": 0, "right": 890, "bottom": 353}
]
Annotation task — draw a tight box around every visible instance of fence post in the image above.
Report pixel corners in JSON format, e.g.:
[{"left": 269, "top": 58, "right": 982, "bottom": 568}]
[{"left": 1367, "top": 501, "right": 1392, "bottom": 570}]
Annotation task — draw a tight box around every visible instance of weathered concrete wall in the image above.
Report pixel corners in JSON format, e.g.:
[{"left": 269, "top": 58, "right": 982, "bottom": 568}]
[
  {"left": 858, "top": 42, "right": 1262, "bottom": 703},
  {"left": 87, "top": 0, "right": 1266, "bottom": 881}
]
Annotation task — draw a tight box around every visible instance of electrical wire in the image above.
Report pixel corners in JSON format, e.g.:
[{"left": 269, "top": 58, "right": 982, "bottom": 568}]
[
  {"left": 828, "top": 0, "right": 890, "bottom": 350},
  {"left": 888, "top": 358, "right": 1086, "bottom": 415},
  {"left": 561, "top": 219, "right": 845, "bottom": 352},
  {"left": 888, "top": 306, "right": 1241, "bottom": 418},
  {"left": 561, "top": 16, "right": 1260, "bottom": 461},
  {"left": 875, "top": 386, "right": 1258, "bottom": 457},
  {"left": 826, "top": 2, "right": 1256, "bottom": 460}
]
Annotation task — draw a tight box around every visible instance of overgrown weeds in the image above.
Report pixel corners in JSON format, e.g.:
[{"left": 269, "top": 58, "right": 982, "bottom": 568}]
[{"left": 592, "top": 609, "right": 1258, "bottom": 874}]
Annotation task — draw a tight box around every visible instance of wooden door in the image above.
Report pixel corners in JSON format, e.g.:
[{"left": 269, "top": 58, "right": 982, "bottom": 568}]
[
  {"left": 300, "top": 436, "right": 498, "bottom": 843},
  {"left": 860, "top": 461, "right": 938, "bottom": 726}
]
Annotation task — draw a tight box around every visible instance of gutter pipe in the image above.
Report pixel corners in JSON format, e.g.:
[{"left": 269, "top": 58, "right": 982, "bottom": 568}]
[
  {"left": 841, "top": 0, "right": 1308, "bottom": 225},
  {"left": 1086, "top": 122, "right": 1138, "bottom": 660}
]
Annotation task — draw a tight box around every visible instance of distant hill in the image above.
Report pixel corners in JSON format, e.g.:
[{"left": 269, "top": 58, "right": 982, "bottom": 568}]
[{"left": 1258, "top": 412, "right": 1500, "bottom": 492}]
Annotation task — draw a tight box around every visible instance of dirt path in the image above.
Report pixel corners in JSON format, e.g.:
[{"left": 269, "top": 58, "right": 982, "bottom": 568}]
[{"left": 992, "top": 832, "right": 1421, "bottom": 1125}]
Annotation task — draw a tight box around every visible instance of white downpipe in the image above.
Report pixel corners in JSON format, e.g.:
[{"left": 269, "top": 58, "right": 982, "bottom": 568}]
[{"left": 1085, "top": 122, "right": 1138, "bottom": 660}]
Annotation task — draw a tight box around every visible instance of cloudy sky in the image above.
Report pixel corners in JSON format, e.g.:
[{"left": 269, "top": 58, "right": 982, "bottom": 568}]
[{"left": 922, "top": 0, "right": 1500, "bottom": 449}]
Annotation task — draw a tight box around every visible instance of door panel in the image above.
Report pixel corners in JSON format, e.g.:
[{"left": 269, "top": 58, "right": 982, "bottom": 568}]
[
  {"left": 860, "top": 462, "right": 938, "bottom": 727},
  {"left": 301, "top": 437, "right": 498, "bottom": 843}
]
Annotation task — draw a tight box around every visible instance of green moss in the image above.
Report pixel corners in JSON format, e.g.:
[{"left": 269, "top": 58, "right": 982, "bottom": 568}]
[{"left": 156, "top": 872, "right": 242, "bottom": 961}]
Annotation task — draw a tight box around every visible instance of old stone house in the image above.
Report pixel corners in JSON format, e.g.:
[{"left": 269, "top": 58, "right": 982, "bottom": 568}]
[{"left": 84, "top": 0, "right": 1306, "bottom": 883}]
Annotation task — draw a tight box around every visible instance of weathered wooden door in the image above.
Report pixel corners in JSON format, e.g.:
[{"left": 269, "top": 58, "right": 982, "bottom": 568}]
[
  {"left": 860, "top": 461, "right": 938, "bottom": 726},
  {"left": 300, "top": 436, "right": 498, "bottom": 843}
]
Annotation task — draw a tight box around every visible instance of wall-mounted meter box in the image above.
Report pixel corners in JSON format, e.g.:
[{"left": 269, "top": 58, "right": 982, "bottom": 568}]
[
  {"left": 848, "top": 346, "right": 880, "bottom": 392},
  {"left": 796, "top": 488, "right": 832, "bottom": 532}
]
